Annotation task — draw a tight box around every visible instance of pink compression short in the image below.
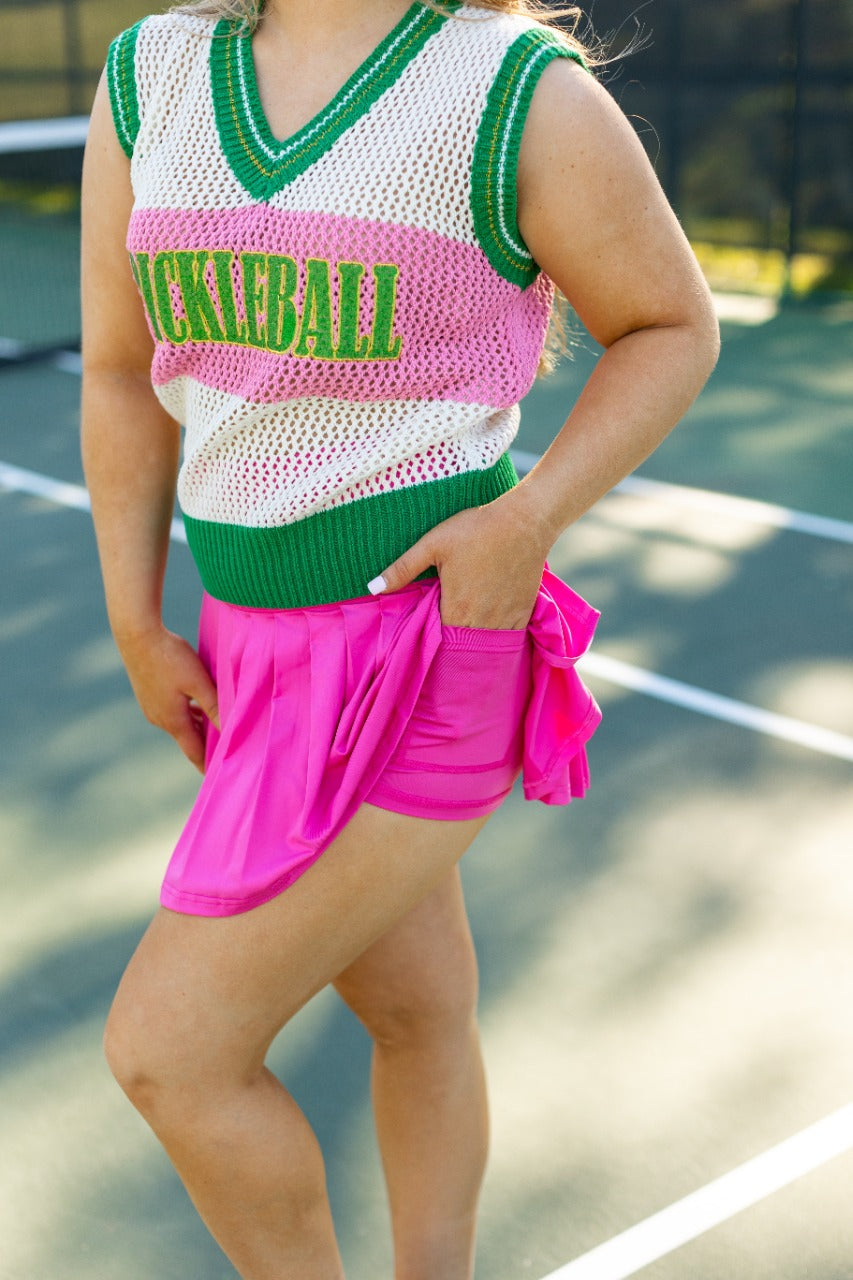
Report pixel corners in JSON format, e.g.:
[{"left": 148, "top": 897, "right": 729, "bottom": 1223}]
[{"left": 160, "top": 568, "right": 601, "bottom": 917}]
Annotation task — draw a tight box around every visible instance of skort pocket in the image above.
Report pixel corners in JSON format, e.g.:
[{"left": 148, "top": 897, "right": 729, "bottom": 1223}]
[{"left": 391, "top": 624, "right": 532, "bottom": 772}]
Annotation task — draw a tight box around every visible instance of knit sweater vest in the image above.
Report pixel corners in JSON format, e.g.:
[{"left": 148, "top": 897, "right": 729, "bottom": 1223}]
[{"left": 107, "top": 3, "right": 584, "bottom": 608}]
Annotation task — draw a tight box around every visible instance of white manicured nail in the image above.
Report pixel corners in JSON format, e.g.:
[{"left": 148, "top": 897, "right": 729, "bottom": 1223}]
[{"left": 367, "top": 574, "right": 388, "bottom": 595}]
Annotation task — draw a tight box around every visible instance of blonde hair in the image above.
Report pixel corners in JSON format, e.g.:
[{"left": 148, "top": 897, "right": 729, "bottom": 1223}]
[
  {"left": 172, "top": 0, "right": 592, "bottom": 55},
  {"left": 172, "top": 0, "right": 595, "bottom": 372}
]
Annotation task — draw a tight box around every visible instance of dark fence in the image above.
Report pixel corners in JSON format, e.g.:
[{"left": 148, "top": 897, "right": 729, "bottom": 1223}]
[
  {"left": 586, "top": 0, "right": 852, "bottom": 281},
  {"left": 1, "top": 0, "right": 851, "bottom": 278}
]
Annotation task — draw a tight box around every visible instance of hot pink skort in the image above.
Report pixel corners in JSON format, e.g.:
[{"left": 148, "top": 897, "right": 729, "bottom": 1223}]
[{"left": 160, "top": 568, "right": 601, "bottom": 917}]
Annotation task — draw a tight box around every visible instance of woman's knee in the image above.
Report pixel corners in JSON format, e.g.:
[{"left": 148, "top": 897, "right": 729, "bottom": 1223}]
[
  {"left": 103, "top": 986, "right": 247, "bottom": 1120},
  {"left": 368, "top": 986, "right": 479, "bottom": 1054},
  {"left": 337, "top": 942, "right": 480, "bottom": 1052},
  {"left": 102, "top": 994, "right": 176, "bottom": 1114},
  {"left": 102, "top": 911, "right": 275, "bottom": 1117}
]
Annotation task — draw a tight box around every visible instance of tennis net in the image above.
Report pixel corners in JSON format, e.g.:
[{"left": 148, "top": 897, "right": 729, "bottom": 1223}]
[{"left": 0, "top": 115, "right": 88, "bottom": 364}]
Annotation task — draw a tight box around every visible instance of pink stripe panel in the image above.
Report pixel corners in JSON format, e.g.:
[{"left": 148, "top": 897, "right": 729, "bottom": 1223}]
[{"left": 127, "top": 206, "right": 551, "bottom": 407}]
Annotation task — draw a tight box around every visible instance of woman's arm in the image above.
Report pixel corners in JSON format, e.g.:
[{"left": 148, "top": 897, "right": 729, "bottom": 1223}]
[
  {"left": 81, "top": 74, "right": 218, "bottom": 768},
  {"left": 512, "top": 58, "right": 720, "bottom": 536},
  {"left": 372, "top": 57, "right": 720, "bottom": 627}
]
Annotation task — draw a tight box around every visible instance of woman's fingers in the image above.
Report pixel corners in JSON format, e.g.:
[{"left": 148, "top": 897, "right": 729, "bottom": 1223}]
[
  {"left": 174, "top": 707, "right": 208, "bottom": 773},
  {"left": 176, "top": 673, "right": 220, "bottom": 773},
  {"left": 367, "top": 531, "right": 436, "bottom": 597},
  {"left": 118, "top": 626, "right": 220, "bottom": 767},
  {"left": 367, "top": 495, "right": 549, "bottom": 629},
  {"left": 186, "top": 668, "right": 220, "bottom": 732}
]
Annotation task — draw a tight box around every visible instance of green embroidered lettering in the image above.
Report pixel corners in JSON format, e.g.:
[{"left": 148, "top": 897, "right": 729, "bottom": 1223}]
[
  {"left": 152, "top": 252, "right": 189, "bottom": 344},
  {"left": 294, "top": 258, "right": 335, "bottom": 359},
  {"left": 335, "top": 262, "right": 371, "bottom": 360},
  {"left": 241, "top": 252, "right": 268, "bottom": 348},
  {"left": 266, "top": 254, "right": 299, "bottom": 353},
  {"left": 211, "top": 251, "right": 248, "bottom": 344},
  {"left": 175, "top": 251, "right": 226, "bottom": 343},
  {"left": 368, "top": 264, "right": 403, "bottom": 360},
  {"left": 129, "top": 252, "right": 164, "bottom": 342},
  {"left": 142, "top": 249, "right": 403, "bottom": 361}
]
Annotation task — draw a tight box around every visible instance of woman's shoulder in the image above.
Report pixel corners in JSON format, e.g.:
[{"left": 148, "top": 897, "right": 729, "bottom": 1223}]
[
  {"left": 107, "top": 10, "right": 219, "bottom": 91},
  {"left": 106, "top": 10, "right": 216, "bottom": 158},
  {"left": 437, "top": 3, "right": 588, "bottom": 98},
  {"left": 109, "top": 8, "right": 216, "bottom": 58},
  {"left": 450, "top": 4, "right": 578, "bottom": 53}
]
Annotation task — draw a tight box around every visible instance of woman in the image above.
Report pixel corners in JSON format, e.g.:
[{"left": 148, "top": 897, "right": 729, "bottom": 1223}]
[{"left": 81, "top": 0, "right": 719, "bottom": 1276}]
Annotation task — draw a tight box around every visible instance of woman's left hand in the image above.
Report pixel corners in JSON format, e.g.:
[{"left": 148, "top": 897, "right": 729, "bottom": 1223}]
[{"left": 367, "top": 487, "right": 552, "bottom": 629}]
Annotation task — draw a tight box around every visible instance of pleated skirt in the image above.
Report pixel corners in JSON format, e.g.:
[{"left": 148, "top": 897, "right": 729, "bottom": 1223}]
[{"left": 161, "top": 568, "right": 602, "bottom": 917}]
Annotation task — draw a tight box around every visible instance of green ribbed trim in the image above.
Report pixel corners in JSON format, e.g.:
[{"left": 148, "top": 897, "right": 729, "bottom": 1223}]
[
  {"left": 106, "top": 20, "right": 144, "bottom": 159},
  {"left": 212, "top": 1, "right": 459, "bottom": 200},
  {"left": 183, "top": 453, "right": 519, "bottom": 609},
  {"left": 472, "top": 29, "right": 587, "bottom": 287}
]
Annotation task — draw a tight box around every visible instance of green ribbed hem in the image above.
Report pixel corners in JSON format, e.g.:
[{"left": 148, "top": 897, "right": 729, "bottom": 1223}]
[
  {"left": 471, "top": 29, "right": 588, "bottom": 287},
  {"left": 106, "top": 20, "right": 143, "bottom": 159},
  {"left": 183, "top": 454, "right": 519, "bottom": 609}
]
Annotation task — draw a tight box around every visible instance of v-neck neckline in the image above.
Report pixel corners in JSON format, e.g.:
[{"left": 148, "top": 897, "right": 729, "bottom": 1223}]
[{"left": 211, "top": 1, "right": 457, "bottom": 200}]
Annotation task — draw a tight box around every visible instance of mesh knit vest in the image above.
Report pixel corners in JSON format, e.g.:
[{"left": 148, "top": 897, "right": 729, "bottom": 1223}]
[{"left": 107, "top": 3, "right": 584, "bottom": 608}]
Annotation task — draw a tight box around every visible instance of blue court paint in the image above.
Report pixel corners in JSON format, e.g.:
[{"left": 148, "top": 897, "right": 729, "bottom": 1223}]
[{"left": 539, "top": 1103, "right": 853, "bottom": 1280}]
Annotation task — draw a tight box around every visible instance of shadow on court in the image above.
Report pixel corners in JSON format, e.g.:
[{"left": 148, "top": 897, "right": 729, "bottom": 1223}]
[
  {"left": 519, "top": 297, "right": 853, "bottom": 520},
  {"left": 1, "top": 299, "right": 851, "bottom": 1279}
]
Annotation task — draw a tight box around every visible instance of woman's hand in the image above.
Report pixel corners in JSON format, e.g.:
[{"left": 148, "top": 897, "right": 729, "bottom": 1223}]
[
  {"left": 368, "top": 486, "right": 552, "bottom": 629},
  {"left": 114, "top": 624, "right": 220, "bottom": 772}
]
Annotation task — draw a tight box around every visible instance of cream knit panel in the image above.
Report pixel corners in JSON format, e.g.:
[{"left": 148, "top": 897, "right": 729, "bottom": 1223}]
[{"left": 166, "top": 379, "right": 520, "bottom": 527}]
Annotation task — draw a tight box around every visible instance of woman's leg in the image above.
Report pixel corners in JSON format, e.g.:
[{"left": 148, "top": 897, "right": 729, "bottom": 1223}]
[
  {"left": 103, "top": 803, "right": 490, "bottom": 1280},
  {"left": 334, "top": 866, "right": 487, "bottom": 1280}
]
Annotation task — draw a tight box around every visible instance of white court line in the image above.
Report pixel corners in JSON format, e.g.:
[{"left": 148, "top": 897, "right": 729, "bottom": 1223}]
[
  {"left": 581, "top": 652, "right": 853, "bottom": 763},
  {"left": 2, "top": 460, "right": 852, "bottom": 761},
  {"left": 510, "top": 450, "right": 853, "bottom": 545},
  {"left": 539, "top": 1103, "right": 853, "bottom": 1280},
  {"left": 0, "top": 461, "right": 187, "bottom": 543},
  {"left": 615, "top": 474, "right": 853, "bottom": 545},
  {"left": 0, "top": 115, "right": 89, "bottom": 152},
  {"left": 52, "top": 350, "right": 83, "bottom": 376}
]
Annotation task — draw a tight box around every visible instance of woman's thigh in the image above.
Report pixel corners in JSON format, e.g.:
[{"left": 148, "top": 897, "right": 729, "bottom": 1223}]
[
  {"left": 333, "top": 867, "right": 479, "bottom": 1045},
  {"left": 106, "top": 803, "right": 492, "bottom": 1088}
]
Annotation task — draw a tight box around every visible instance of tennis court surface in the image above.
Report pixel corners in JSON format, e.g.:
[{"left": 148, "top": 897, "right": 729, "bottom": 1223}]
[{"left": 1, "top": 262, "right": 852, "bottom": 1277}]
